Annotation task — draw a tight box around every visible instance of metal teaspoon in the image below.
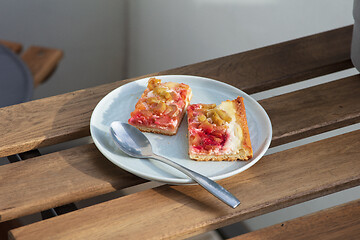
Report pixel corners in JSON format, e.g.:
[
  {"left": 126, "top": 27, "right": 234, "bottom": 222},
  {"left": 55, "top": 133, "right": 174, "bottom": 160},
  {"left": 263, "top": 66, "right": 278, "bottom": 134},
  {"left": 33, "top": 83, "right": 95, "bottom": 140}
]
[{"left": 110, "top": 121, "right": 240, "bottom": 208}]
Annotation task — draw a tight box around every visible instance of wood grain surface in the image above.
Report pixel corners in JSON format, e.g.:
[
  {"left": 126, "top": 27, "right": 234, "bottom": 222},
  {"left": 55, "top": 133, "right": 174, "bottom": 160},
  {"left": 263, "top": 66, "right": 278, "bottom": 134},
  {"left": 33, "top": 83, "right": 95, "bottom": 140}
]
[
  {"left": 9, "top": 130, "right": 360, "bottom": 240},
  {"left": 261, "top": 74, "right": 360, "bottom": 147},
  {"left": 21, "top": 46, "right": 63, "bottom": 87},
  {"left": 0, "top": 40, "right": 22, "bottom": 54},
  {"left": 0, "top": 26, "right": 355, "bottom": 158},
  {"left": 0, "top": 144, "right": 146, "bottom": 222},
  {"left": 0, "top": 75, "right": 359, "bottom": 222},
  {"left": 231, "top": 199, "right": 360, "bottom": 240}
]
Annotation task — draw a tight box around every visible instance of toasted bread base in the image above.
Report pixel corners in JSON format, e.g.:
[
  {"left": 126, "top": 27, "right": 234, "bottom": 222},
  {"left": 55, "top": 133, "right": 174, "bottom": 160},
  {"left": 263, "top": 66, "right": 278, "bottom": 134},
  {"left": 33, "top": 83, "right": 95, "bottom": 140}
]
[{"left": 189, "top": 150, "right": 252, "bottom": 161}]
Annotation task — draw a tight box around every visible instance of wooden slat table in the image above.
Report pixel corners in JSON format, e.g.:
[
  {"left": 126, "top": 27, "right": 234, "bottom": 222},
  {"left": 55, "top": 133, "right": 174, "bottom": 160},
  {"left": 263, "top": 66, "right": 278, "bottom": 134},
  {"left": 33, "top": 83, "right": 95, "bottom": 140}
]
[
  {"left": 0, "top": 40, "right": 63, "bottom": 88},
  {"left": 0, "top": 25, "right": 359, "bottom": 239}
]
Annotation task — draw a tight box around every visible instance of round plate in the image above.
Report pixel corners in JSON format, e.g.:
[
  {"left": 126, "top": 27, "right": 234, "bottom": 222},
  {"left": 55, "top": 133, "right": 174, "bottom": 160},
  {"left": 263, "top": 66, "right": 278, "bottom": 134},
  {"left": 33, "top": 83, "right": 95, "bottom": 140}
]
[
  {"left": 0, "top": 45, "right": 33, "bottom": 107},
  {"left": 90, "top": 75, "right": 272, "bottom": 184}
]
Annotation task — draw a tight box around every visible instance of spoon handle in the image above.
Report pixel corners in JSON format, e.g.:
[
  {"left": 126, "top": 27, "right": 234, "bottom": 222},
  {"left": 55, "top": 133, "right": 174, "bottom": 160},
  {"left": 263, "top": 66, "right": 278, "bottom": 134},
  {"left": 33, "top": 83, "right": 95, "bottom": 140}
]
[{"left": 150, "top": 154, "right": 240, "bottom": 208}]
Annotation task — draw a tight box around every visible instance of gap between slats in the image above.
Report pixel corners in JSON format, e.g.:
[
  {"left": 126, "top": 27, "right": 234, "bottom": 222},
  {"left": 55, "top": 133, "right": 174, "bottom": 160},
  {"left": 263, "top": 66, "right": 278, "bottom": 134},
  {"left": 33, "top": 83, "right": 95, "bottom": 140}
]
[
  {"left": 251, "top": 68, "right": 358, "bottom": 101},
  {"left": 261, "top": 74, "right": 360, "bottom": 147}
]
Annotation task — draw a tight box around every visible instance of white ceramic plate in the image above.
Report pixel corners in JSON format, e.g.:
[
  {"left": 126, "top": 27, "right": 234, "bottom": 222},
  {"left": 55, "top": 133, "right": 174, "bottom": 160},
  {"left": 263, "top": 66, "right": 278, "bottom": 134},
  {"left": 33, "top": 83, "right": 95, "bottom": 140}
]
[{"left": 90, "top": 75, "right": 272, "bottom": 184}]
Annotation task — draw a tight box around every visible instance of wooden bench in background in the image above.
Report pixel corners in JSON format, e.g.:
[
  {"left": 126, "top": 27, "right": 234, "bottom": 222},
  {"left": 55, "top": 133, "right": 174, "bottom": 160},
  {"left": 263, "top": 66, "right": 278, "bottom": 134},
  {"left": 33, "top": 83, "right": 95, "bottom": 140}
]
[{"left": 0, "top": 39, "right": 63, "bottom": 87}]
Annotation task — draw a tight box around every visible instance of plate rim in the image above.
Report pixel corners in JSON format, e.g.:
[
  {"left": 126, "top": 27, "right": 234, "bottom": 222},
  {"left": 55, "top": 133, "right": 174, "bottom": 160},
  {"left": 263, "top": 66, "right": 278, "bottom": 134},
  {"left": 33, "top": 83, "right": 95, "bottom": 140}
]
[{"left": 90, "top": 75, "right": 272, "bottom": 184}]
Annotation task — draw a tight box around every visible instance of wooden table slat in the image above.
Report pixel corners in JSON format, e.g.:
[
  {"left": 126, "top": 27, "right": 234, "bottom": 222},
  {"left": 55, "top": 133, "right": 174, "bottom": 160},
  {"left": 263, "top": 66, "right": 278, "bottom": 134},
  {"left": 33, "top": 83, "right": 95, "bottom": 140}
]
[
  {"left": 0, "top": 40, "right": 22, "bottom": 54},
  {"left": 0, "top": 144, "right": 146, "bottom": 222},
  {"left": 21, "top": 46, "right": 63, "bottom": 87},
  {"left": 8, "top": 130, "right": 360, "bottom": 240},
  {"left": 0, "top": 26, "right": 354, "bottom": 157},
  {"left": 0, "top": 75, "right": 359, "bottom": 222},
  {"left": 261, "top": 74, "right": 360, "bottom": 147},
  {"left": 0, "top": 81, "right": 121, "bottom": 158},
  {"left": 231, "top": 199, "right": 360, "bottom": 240}
]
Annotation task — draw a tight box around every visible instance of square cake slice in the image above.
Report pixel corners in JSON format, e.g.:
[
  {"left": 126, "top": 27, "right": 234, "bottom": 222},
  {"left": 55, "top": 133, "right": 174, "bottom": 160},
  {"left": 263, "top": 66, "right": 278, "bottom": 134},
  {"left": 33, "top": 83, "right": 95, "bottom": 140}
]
[
  {"left": 187, "top": 97, "right": 253, "bottom": 161},
  {"left": 128, "top": 77, "right": 192, "bottom": 135}
]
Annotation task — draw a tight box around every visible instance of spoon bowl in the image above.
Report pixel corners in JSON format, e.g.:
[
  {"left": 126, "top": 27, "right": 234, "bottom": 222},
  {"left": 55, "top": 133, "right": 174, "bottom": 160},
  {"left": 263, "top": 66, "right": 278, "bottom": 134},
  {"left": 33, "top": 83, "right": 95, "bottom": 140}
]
[
  {"left": 110, "top": 121, "right": 240, "bottom": 208},
  {"left": 110, "top": 121, "right": 153, "bottom": 157}
]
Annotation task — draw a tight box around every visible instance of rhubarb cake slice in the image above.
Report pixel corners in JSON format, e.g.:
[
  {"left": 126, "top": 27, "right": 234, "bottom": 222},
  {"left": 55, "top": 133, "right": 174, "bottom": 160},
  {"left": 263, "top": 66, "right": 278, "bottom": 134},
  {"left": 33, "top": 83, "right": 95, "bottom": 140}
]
[
  {"left": 187, "top": 97, "right": 252, "bottom": 161},
  {"left": 128, "top": 77, "right": 192, "bottom": 135}
]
